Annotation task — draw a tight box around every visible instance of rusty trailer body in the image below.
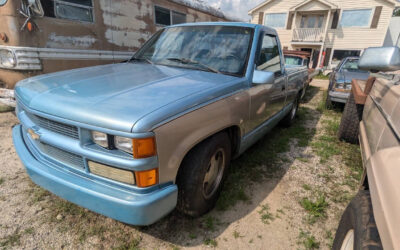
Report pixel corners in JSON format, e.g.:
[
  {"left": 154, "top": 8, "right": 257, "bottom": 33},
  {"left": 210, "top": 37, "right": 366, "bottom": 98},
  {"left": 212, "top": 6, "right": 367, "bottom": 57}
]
[{"left": 0, "top": 0, "right": 229, "bottom": 89}]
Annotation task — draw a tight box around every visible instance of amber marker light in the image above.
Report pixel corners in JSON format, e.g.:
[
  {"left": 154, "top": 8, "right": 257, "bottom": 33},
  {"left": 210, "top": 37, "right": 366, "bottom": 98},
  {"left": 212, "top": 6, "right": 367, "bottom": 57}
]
[
  {"left": 132, "top": 137, "right": 156, "bottom": 159},
  {"left": 135, "top": 169, "right": 158, "bottom": 188},
  {"left": 27, "top": 22, "right": 33, "bottom": 32}
]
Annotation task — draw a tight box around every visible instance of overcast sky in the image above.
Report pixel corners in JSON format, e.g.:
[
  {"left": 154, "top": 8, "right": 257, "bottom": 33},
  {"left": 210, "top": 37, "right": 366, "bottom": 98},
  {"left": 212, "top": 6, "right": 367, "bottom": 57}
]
[{"left": 204, "top": 0, "right": 266, "bottom": 21}]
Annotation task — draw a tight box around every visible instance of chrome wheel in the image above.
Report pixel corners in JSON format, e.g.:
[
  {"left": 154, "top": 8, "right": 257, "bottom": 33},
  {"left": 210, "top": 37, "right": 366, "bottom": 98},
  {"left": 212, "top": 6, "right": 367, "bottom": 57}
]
[
  {"left": 340, "top": 229, "right": 354, "bottom": 250},
  {"left": 203, "top": 148, "right": 225, "bottom": 199}
]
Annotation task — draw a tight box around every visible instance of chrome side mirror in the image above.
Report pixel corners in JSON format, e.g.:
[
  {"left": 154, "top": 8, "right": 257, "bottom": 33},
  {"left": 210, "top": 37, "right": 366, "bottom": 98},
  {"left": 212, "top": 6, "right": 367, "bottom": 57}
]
[
  {"left": 252, "top": 70, "right": 275, "bottom": 85},
  {"left": 359, "top": 47, "right": 400, "bottom": 72}
]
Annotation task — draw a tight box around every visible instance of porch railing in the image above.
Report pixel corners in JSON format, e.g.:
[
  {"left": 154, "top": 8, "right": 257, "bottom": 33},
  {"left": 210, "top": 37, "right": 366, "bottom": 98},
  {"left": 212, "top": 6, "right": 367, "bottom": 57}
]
[{"left": 292, "top": 28, "right": 325, "bottom": 43}]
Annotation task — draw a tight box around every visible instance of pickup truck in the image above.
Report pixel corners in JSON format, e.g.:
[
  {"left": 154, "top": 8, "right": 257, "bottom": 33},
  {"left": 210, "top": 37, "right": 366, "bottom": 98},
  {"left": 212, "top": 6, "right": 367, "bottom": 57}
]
[
  {"left": 333, "top": 47, "right": 400, "bottom": 249},
  {"left": 12, "top": 23, "right": 308, "bottom": 225}
]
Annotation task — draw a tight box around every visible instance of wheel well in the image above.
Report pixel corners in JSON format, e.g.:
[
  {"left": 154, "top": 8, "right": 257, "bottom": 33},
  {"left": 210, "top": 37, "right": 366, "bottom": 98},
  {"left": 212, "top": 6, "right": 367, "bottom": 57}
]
[{"left": 175, "top": 126, "right": 241, "bottom": 182}]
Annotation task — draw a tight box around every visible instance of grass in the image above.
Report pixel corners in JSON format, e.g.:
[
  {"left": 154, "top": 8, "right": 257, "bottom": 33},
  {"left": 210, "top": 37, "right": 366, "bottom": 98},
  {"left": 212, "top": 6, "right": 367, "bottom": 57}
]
[
  {"left": 204, "top": 216, "right": 216, "bottom": 231},
  {"left": 298, "top": 230, "right": 320, "bottom": 250},
  {"left": 300, "top": 195, "right": 329, "bottom": 224},
  {"left": 216, "top": 107, "right": 315, "bottom": 210},
  {"left": 0, "top": 230, "right": 21, "bottom": 248},
  {"left": 302, "top": 184, "right": 312, "bottom": 191},
  {"left": 113, "top": 236, "right": 142, "bottom": 250},
  {"left": 258, "top": 204, "right": 275, "bottom": 224},
  {"left": 313, "top": 72, "right": 330, "bottom": 80},
  {"left": 0, "top": 177, "right": 4, "bottom": 185},
  {"left": 233, "top": 230, "right": 242, "bottom": 239},
  {"left": 203, "top": 238, "right": 218, "bottom": 247}
]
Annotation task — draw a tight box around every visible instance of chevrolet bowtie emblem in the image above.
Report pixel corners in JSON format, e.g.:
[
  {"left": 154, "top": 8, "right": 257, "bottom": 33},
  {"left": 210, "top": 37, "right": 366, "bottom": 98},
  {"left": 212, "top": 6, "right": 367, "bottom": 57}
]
[{"left": 27, "top": 128, "right": 40, "bottom": 140}]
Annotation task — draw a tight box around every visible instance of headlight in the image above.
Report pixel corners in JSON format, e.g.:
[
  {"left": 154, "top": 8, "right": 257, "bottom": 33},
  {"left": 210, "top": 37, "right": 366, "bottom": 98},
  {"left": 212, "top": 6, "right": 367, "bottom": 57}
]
[
  {"left": 115, "top": 136, "right": 157, "bottom": 158},
  {"left": 114, "top": 136, "right": 133, "bottom": 154},
  {"left": 0, "top": 49, "right": 16, "bottom": 68},
  {"left": 0, "top": 0, "right": 8, "bottom": 6},
  {"left": 92, "top": 131, "right": 108, "bottom": 148}
]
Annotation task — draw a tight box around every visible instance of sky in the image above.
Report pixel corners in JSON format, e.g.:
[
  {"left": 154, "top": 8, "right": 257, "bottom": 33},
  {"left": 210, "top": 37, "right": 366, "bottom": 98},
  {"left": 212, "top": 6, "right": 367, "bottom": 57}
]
[{"left": 204, "top": 0, "right": 266, "bottom": 21}]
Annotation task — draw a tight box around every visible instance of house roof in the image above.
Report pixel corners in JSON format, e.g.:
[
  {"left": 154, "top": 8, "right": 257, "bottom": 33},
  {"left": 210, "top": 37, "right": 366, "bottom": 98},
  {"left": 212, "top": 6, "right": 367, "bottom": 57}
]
[
  {"left": 289, "top": 0, "right": 338, "bottom": 10},
  {"left": 248, "top": 0, "right": 397, "bottom": 14}
]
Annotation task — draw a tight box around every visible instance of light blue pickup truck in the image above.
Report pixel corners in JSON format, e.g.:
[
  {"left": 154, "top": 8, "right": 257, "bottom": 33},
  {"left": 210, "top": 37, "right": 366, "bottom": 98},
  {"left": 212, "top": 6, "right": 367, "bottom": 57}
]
[{"left": 13, "top": 23, "right": 308, "bottom": 225}]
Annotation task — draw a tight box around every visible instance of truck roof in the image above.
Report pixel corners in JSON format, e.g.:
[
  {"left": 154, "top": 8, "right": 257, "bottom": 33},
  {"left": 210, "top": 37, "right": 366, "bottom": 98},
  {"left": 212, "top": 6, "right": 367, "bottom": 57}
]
[{"left": 170, "top": 22, "right": 260, "bottom": 29}]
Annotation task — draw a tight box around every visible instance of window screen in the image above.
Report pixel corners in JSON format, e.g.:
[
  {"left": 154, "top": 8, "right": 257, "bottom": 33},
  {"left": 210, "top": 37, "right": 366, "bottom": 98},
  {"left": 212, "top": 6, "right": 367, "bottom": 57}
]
[
  {"left": 172, "top": 11, "right": 186, "bottom": 24},
  {"left": 264, "top": 13, "right": 287, "bottom": 28},
  {"left": 155, "top": 6, "right": 171, "bottom": 25},
  {"left": 41, "top": 0, "right": 93, "bottom": 22},
  {"left": 340, "top": 9, "right": 372, "bottom": 27},
  {"left": 257, "top": 35, "right": 282, "bottom": 75}
]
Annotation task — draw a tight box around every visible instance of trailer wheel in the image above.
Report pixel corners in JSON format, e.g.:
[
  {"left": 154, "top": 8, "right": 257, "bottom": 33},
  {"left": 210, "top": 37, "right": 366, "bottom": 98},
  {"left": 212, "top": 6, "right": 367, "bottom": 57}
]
[
  {"left": 333, "top": 190, "right": 382, "bottom": 250},
  {"left": 338, "top": 92, "right": 363, "bottom": 144},
  {"left": 176, "top": 132, "right": 231, "bottom": 217}
]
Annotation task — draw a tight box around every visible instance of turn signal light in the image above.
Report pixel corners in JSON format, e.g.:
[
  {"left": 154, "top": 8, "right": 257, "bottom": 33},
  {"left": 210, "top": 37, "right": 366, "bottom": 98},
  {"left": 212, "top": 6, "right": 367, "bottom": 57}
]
[
  {"left": 132, "top": 137, "right": 156, "bottom": 159},
  {"left": 135, "top": 169, "right": 158, "bottom": 188}
]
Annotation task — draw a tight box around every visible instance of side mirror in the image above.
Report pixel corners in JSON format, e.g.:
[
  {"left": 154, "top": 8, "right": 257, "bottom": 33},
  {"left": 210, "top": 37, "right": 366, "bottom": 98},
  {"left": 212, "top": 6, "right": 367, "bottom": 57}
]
[
  {"left": 253, "top": 70, "right": 275, "bottom": 85},
  {"left": 359, "top": 46, "right": 400, "bottom": 72}
]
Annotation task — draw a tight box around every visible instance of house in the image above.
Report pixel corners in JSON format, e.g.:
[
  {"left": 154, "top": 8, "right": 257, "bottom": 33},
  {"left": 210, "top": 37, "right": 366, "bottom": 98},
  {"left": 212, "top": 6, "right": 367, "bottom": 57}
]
[
  {"left": 248, "top": 0, "right": 400, "bottom": 69},
  {"left": 0, "top": 0, "right": 232, "bottom": 90}
]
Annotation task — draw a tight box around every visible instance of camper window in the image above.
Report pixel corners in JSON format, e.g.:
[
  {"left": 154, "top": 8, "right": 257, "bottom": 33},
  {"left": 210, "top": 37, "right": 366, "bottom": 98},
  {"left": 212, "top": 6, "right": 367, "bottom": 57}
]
[
  {"left": 155, "top": 5, "right": 187, "bottom": 26},
  {"left": 41, "top": 0, "right": 93, "bottom": 22}
]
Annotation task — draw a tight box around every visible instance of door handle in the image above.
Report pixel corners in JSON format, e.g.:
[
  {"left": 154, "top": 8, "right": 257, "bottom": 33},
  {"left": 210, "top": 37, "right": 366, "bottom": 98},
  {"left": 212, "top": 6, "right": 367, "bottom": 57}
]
[{"left": 282, "top": 85, "right": 286, "bottom": 91}]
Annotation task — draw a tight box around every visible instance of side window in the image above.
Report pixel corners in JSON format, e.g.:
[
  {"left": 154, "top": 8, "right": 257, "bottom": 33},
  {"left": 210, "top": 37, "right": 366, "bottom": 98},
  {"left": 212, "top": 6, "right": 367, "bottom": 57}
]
[
  {"left": 155, "top": 6, "right": 187, "bottom": 26},
  {"left": 257, "top": 35, "right": 282, "bottom": 76},
  {"left": 41, "top": 0, "right": 94, "bottom": 22}
]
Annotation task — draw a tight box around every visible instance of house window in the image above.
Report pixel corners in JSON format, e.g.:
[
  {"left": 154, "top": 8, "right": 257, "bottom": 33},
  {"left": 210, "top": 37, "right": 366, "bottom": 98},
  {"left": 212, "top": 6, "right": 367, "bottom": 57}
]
[
  {"left": 155, "top": 6, "right": 187, "bottom": 26},
  {"left": 340, "top": 9, "right": 372, "bottom": 27},
  {"left": 331, "top": 50, "right": 361, "bottom": 65},
  {"left": 300, "top": 15, "right": 324, "bottom": 28},
  {"left": 264, "top": 13, "right": 287, "bottom": 28},
  {"left": 41, "top": 0, "right": 94, "bottom": 22}
]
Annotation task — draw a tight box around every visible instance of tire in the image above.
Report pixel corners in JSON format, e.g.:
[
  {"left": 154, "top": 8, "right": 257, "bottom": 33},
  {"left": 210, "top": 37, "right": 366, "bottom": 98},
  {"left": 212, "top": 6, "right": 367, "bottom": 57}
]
[
  {"left": 333, "top": 190, "right": 382, "bottom": 250},
  {"left": 280, "top": 94, "right": 299, "bottom": 127},
  {"left": 176, "top": 132, "right": 231, "bottom": 217},
  {"left": 338, "top": 92, "right": 364, "bottom": 144}
]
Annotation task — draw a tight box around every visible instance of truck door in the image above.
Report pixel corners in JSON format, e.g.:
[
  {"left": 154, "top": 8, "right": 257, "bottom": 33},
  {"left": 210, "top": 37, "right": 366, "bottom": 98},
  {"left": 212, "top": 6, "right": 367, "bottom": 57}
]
[{"left": 249, "top": 33, "right": 287, "bottom": 130}]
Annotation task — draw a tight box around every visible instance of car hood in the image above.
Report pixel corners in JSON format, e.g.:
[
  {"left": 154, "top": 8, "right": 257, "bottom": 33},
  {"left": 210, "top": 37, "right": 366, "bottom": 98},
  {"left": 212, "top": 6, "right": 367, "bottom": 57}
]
[
  {"left": 337, "top": 70, "right": 370, "bottom": 82},
  {"left": 15, "top": 63, "right": 243, "bottom": 133}
]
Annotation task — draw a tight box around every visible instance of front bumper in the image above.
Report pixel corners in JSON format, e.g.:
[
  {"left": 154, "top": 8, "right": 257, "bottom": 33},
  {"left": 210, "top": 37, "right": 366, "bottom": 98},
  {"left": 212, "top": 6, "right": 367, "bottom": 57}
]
[
  {"left": 328, "top": 90, "right": 350, "bottom": 103},
  {"left": 12, "top": 125, "right": 178, "bottom": 226}
]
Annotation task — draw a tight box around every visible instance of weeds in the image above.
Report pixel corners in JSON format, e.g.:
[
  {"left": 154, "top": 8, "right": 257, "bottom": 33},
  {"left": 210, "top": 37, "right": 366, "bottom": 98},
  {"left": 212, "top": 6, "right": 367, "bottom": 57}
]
[
  {"left": 0, "top": 177, "right": 4, "bottom": 185},
  {"left": 258, "top": 204, "right": 275, "bottom": 224},
  {"left": 0, "top": 230, "right": 21, "bottom": 247},
  {"left": 298, "top": 230, "right": 320, "bottom": 250},
  {"left": 203, "top": 238, "right": 217, "bottom": 247},
  {"left": 300, "top": 195, "right": 329, "bottom": 224}
]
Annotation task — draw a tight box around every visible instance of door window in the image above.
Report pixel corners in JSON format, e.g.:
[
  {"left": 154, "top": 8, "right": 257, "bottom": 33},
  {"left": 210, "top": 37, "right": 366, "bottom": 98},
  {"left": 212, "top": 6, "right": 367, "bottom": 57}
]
[
  {"left": 257, "top": 35, "right": 282, "bottom": 76},
  {"left": 41, "top": 0, "right": 94, "bottom": 22}
]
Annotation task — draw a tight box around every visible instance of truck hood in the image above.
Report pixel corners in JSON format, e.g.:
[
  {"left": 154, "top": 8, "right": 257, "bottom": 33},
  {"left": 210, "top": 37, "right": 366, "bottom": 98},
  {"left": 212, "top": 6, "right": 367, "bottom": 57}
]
[
  {"left": 15, "top": 63, "right": 243, "bottom": 133},
  {"left": 337, "top": 70, "right": 370, "bottom": 82}
]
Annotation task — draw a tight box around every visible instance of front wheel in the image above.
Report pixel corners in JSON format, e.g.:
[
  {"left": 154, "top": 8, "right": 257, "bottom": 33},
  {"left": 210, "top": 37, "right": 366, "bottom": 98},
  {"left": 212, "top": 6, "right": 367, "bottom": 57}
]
[
  {"left": 176, "top": 132, "right": 231, "bottom": 217},
  {"left": 332, "top": 190, "right": 382, "bottom": 250}
]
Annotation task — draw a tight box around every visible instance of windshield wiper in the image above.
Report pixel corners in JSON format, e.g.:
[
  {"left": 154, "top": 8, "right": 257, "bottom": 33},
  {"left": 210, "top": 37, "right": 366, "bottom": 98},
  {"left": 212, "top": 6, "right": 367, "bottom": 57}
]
[
  {"left": 129, "top": 57, "right": 154, "bottom": 65},
  {"left": 166, "top": 57, "right": 221, "bottom": 74}
]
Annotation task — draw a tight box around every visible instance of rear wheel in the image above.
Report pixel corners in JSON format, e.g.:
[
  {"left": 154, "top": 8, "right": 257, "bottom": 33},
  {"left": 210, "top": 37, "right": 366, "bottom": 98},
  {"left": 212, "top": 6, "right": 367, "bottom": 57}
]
[
  {"left": 338, "top": 92, "right": 364, "bottom": 144},
  {"left": 333, "top": 190, "right": 382, "bottom": 250},
  {"left": 280, "top": 95, "right": 299, "bottom": 127},
  {"left": 176, "top": 132, "right": 231, "bottom": 217}
]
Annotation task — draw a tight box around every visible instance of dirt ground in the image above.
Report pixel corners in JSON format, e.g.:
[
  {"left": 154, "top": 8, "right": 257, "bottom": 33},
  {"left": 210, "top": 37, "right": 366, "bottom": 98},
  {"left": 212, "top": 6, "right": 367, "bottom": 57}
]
[{"left": 0, "top": 79, "right": 363, "bottom": 250}]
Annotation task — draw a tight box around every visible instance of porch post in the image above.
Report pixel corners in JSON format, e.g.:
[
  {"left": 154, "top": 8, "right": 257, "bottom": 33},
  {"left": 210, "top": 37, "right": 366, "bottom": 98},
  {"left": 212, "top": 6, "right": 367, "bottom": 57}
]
[
  {"left": 292, "top": 11, "right": 298, "bottom": 47},
  {"left": 317, "top": 9, "right": 332, "bottom": 69}
]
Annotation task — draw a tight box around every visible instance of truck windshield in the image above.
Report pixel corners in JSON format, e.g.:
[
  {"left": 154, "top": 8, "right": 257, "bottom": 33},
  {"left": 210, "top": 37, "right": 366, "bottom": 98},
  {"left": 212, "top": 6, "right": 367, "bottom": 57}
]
[{"left": 133, "top": 26, "right": 253, "bottom": 76}]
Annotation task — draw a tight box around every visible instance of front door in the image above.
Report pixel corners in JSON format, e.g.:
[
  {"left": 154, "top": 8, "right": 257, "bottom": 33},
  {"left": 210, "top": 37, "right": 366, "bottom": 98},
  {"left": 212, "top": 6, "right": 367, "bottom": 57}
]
[{"left": 248, "top": 33, "right": 287, "bottom": 131}]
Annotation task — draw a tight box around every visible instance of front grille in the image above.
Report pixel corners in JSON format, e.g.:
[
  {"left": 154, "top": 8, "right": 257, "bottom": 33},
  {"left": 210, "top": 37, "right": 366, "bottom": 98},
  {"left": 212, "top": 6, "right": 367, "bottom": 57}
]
[
  {"left": 27, "top": 113, "right": 79, "bottom": 139},
  {"left": 38, "top": 142, "right": 85, "bottom": 170}
]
